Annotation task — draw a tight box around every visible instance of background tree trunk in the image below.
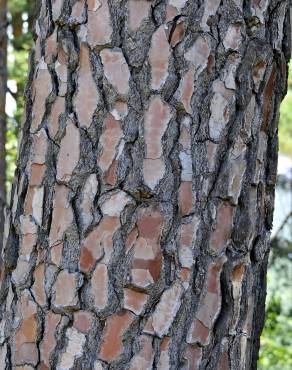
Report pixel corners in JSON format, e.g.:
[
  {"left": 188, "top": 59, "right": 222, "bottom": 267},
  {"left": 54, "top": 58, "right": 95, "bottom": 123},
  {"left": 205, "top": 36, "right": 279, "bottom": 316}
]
[
  {"left": 0, "top": 0, "right": 7, "bottom": 251},
  {"left": 9, "top": 0, "right": 36, "bottom": 130},
  {"left": 0, "top": 1, "right": 290, "bottom": 369},
  {"left": 27, "top": 0, "right": 38, "bottom": 33}
]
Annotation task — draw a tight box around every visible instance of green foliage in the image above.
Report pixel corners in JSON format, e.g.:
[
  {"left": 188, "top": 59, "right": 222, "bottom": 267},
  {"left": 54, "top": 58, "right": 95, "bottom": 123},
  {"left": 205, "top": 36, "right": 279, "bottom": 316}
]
[
  {"left": 259, "top": 61, "right": 292, "bottom": 370},
  {"left": 258, "top": 247, "right": 292, "bottom": 370},
  {"left": 8, "top": 0, "right": 27, "bottom": 13},
  {"left": 6, "top": 118, "right": 18, "bottom": 188},
  {"left": 259, "top": 300, "right": 292, "bottom": 370},
  {"left": 258, "top": 255, "right": 292, "bottom": 370},
  {"left": 8, "top": 47, "right": 30, "bottom": 126},
  {"left": 279, "top": 91, "right": 292, "bottom": 156},
  {"left": 8, "top": 0, "right": 36, "bottom": 19},
  {"left": 279, "top": 61, "right": 292, "bottom": 157},
  {"left": 258, "top": 60, "right": 292, "bottom": 369},
  {"left": 6, "top": 0, "right": 33, "bottom": 192}
]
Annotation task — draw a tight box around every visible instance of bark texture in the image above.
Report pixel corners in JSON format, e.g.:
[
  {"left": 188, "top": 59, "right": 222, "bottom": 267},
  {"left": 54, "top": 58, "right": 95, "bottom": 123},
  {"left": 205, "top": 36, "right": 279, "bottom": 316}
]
[
  {"left": 0, "top": 0, "right": 290, "bottom": 369},
  {"left": 0, "top": 0, "right": 7, "bottom": 250}
]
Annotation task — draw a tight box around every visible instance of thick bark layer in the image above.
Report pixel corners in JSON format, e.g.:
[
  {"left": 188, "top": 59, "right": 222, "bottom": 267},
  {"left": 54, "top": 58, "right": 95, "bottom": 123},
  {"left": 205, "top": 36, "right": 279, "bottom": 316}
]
[
  {"left": 0, "top": 0, "right": 7, "bottom": 250},
  {"left": 0, "top": 0, "right": 290, "bottom": 369}
]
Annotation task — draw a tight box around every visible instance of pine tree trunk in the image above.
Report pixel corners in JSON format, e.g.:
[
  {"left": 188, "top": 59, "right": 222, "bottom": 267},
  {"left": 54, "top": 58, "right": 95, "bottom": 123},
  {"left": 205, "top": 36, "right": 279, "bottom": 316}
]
[
  {"left": 0, "top": 1, "right": 290, "bottom": 369},
  {"left": 0, "top": 0, "right": 7, "bottom": 251}
]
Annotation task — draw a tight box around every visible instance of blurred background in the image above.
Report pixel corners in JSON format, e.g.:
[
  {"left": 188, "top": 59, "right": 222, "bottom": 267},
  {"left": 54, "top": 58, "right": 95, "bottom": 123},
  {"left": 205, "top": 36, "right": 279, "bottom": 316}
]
[
  {"left": 259, "top": 64, "right": 292, "bottom": 370},
  {"left": 0, "top": 1, "right": 291, "bottom": 368}
]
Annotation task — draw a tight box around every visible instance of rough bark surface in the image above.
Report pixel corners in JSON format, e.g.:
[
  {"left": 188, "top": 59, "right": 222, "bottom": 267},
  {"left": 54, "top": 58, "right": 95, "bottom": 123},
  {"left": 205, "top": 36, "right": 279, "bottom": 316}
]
[
  {"left": 0, "top": 0, "right": 290, "bottom": 369},
  {"left": 0, "top": 0, "right": 7, "bottom": 250}
]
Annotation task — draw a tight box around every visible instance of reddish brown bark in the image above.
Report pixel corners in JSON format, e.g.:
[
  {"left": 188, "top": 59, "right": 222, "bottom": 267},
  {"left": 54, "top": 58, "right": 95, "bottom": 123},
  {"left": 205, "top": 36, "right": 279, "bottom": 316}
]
[{"left": 0, "top": 1, "right": 290, "bottom": 369}]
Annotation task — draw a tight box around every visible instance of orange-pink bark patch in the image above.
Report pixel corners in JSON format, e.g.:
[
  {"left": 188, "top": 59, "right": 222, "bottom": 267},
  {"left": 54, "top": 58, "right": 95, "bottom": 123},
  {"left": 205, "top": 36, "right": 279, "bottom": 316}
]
[
  {"left": 184, "top": 344, "right": 202, "bottom": 370},
  {"left": 149, "top": 26, "right": 170, "bottom": 90},
  {"left": 143, "top": 158, "right": 166, "bottom": 190},
  {"left": 180, "top": 68, "right": 195, "bottom": 114},
  {"left": 144, "top": 96, "right": 171, "bottom": 159},
  {"left": 123, "top": 288, "right": 148, "bottom": 315},
  {"left": 100, "top": 49, "right": 130, "bottom": 95},
  {"left": 87, "top": 0, "right": 112, "bottom": 46},
  {"left": 30, "top": 164, "right": 46, "bottom": 187},
  {"left": 14, "top": 292, "right": 38, "bottom": 366},
  {"left": 130, "top": 206, "right": 164, "bottom": 287},
  {"left": 99, "top": 311, "right": 135, "bottom": 362},
  {"left": 187, "top": 319, "right": 210, "bottom": 346},
  {"left": 73, "top": 311, "right": 93, "bottom": 333},
  {"left": 209, "top": 203, "right": 235, "bottom": 253},
  {"left": 128, "top": 0, "right": 151, "bottom": 30},
  {"left": 170, "top": 20, "right": 185, "bottom": 46},
  {"left": 31, "top": 63, "right": 52, "bottom": 132},
  {"left": 52, "top": 270, "right": 81, "bottom": 309},
  {"left": 178, "top": 181, "right": 193, "bottom": 216},
  {"left": 90, "top": 264, "right": 109, "bottom": 310},
  {"left": 56, "top": 120, "right": 80, "bottom": 182},
  {"left": 79, "top": 216, "right": 120, "bottom": 273},
  {"left": 49, "top": 185, "right": 73, "bottom": 246},
  {"left": 98, "top": 114, "right": 123, "bottom": 173},
  {"left": 31, "top": 263, "right": 46, "bottom": 306},
  {"left": 129, "top": 335, "right": 154, "bottom": 369},
  {"left": 40, "top": 312, "right": 61, "bottom": 367},
  {"left": 48, "top": 96, "right": 65, "bottom": 138},
  {"left": 75, "top": 44, "right": 99, "bottom": 128}
]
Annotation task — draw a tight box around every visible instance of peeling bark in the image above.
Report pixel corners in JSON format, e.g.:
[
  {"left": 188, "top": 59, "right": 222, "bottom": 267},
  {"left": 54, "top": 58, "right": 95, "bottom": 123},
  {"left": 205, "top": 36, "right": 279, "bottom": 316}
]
[{"left": 0, "top": 0, "right": 290, "bottom": 369}]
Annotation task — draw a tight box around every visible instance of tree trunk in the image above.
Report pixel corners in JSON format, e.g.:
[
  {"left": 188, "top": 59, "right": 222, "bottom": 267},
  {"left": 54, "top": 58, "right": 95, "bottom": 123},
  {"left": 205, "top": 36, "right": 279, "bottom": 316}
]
[
  {"left": 0, "top": 1, "right": 290, "bottom": 369},
  {"left": 11, "top": 11, "right": 23, "bottom": 50},
  {"left": 0, "top": 0, "right": 7, "bottom": 251},
  {"left": 27, "top": 0, "right": 38, "bottom": 33}
]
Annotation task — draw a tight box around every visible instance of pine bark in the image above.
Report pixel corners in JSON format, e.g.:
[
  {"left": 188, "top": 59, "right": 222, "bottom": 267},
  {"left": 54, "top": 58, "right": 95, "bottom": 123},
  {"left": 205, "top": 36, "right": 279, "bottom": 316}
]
[
  {"left": 0, "top": 0, "right": 7, "bottom": 251},
  {"left": 0, "top": 1, "right": 290, "bottom": 369}
]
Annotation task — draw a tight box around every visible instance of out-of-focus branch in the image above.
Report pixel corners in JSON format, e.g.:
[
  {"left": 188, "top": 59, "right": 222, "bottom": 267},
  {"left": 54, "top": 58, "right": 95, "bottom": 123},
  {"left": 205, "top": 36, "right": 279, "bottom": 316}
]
[
  {"left": 272, "top": 211, "right": 292, "bottom": 241},
  {"left": 6, "top": 86, "right": 18, "bottom": 101}
]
